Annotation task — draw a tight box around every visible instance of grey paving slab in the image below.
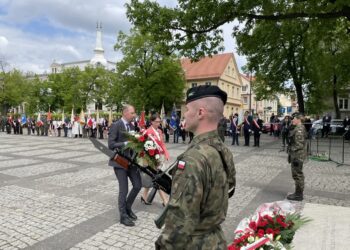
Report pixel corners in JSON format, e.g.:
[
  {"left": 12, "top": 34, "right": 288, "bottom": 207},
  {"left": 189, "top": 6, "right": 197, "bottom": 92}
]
[
  {"left": 0, "top": 155, "right": 13, "bottom": 160},
  {"left": 0, "top": 159, "right": 41, "bottom": 169},
  {"left": 0, "top": 185, "right": 112, "bottom": 249},
  {"left": 39, "top": 151, "right": 91, "bottom": 160},
  {"left": 35, "top": 167, "right": 112, "bottom": 187},
  {"left": 69, "top": 154, "right": 109, "bottom": 163},
  {"left": 293, "top": 203, "right": 350, "bottom": 250},
  {"left": 0, "top": 162, "right": 79, "bottom": 177},
  {"left": 13, "top": 148, "right": 64, "bottom": 157}
]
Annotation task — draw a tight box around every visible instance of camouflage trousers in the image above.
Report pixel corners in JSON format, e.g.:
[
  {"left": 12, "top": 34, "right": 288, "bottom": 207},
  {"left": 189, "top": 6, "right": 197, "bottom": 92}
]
[
  {"left": 291, "top": 160, "right": 304, "bottom": 191},
  {"left": 156, "top": 226, "right": 227, "bottom": 250},
  {"left": 188, "top": 227, "right": 227, "bottom": 250}
]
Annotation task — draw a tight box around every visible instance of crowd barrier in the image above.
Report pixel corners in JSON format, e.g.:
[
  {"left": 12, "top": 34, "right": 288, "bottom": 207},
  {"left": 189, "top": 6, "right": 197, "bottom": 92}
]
[{"left": 309, "top": 131, "right": 350, "bottom": 167}]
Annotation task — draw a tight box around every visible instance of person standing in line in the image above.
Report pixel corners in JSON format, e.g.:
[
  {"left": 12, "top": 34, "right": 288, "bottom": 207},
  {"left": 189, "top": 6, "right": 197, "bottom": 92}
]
[
  {"left": 163, "top": 119, "right": 170, "bottom": 143},
  {"left": 242, "top": 111, "right": 252, "bottom": 146},
  {"left": 269, "top": 113, "right": 275, "bottom": 136},
  {"left": 156, "top": 85, "right": 236, "bottom": 250},
  {"left": 287, "top": 113, "right": 308, "bottom": 201},
  {"left": 217, "top": 116, "right": 227, "bottom": 142},
  {"left": 108, "top": 104, "right": 141, "bottom": 227},
  {"left": 281, "top": 115, "right": 291, "bottom": 150},
  {"left": 252, "top": 114, "right": 263, "bottom": 147},
  {"left": 322, "top": 113, "right": 331, "bottom": 138},
  {"left": 31, "top": 117, "right": 35, "bottom": 135},
  {"left": 231, "top": 113, "right": 239, "bottom": 146}
]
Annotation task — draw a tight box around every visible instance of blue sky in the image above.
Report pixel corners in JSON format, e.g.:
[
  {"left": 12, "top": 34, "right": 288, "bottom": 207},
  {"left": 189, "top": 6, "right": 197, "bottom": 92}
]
[{"left": 0, "top": 0, "right": 246, "bottom": 73}]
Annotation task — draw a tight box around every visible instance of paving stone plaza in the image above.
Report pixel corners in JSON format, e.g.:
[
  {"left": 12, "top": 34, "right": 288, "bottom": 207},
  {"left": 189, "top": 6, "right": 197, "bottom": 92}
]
[{"left": 0, "top": 132, "right": 349, "bottom": 249}]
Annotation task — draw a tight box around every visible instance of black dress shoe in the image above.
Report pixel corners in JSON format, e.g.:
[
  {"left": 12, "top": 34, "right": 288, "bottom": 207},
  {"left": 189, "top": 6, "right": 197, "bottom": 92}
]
[
  {"left": 126, "top": 209, "right": 137, "bottom": 220},
  {"left": 120, "top": 216, "right": 135, "bottom": 227}
]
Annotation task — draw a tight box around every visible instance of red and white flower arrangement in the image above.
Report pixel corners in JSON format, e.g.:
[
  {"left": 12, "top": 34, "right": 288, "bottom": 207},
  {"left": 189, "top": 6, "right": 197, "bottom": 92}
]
[
  {"left": 228, "top": 201, "right": 310, "bottom": 250},
  {"left": 125, "top": 130, "right": 161, "bottom": 169}
]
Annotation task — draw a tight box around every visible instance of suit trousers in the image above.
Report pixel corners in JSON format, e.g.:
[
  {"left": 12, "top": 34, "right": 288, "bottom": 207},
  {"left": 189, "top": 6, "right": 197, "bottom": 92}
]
[
  {"left": 113, "top": 165, "right": 141, "bottom": 216},
  {"left": 244, "top": 129, "right": 250, "bottom": 146}
]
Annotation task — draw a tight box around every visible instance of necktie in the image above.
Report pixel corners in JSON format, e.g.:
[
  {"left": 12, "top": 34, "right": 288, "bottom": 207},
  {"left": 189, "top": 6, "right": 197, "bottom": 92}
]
[{"left": 126, "top": 123, "right": 130, "bottom": 132}]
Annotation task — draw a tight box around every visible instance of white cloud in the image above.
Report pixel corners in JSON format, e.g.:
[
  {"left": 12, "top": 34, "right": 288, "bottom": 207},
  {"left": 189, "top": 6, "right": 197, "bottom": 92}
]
[
  {"left": 0, "top": 36, "right": 9, "bottom": 52},
  {"left": 0, "top": 0, "right": 246, "bottom": 73}
]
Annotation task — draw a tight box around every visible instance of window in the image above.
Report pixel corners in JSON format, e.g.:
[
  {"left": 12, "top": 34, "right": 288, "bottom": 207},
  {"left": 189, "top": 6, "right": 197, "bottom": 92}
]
[
  {"left": 232, "top": 87, "right": 235, "bottom": 97},
  {"left": 243, "top": 97, "right": 248, "bottom": 104},
  {"left": 205, "top": 82, "right": 211, "bottom": 86},
  {"left": 191, "top": 82, "right": 197, "bottom": 87},
  {"left": 242, "top": 85, "right": 247, "bottom": 91},
  {"left": 339, "top": 98, "right": 349, "bottom": 110}
]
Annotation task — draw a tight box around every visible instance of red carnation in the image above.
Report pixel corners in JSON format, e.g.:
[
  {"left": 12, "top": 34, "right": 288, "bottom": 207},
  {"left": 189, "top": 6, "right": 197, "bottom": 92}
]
[
  {"left": 139, "top": 136, "right": 145, "bottom": 142},
  {"left": 148, "top": 149, "right": 155, "bottom": 156},
  {"left": 257, "top": 229, "right": 265, "bottom": 237},
  {"left": 249, "top": 221, "right": 257, "bottom": 231},
  {"left": 266, "top": 228, "right": 274, "bottom": 235},
  {"left": 276, "top": 216, "right": 288, "bottom": 228},
  {"left": 258, "top": 218, "right": 268, "bottom": 227}
]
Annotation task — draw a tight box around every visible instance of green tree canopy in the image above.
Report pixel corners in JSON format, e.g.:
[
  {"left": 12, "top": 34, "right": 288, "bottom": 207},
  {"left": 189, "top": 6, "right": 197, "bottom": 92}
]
[
  {"left": 126, "top": 0, "right": 350, "bottom": 60},
  {"left": 0, "top": 69, "right": 30, "bottom": 114},
  {"left": 114, "top": 28, "right": 185, "bottom": 113}
]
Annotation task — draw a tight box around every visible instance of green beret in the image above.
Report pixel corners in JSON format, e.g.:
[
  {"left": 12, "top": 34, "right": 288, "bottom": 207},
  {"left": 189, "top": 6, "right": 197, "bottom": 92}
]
[{"left": 186, "top": 85, "right": 227, "bottom": 105}]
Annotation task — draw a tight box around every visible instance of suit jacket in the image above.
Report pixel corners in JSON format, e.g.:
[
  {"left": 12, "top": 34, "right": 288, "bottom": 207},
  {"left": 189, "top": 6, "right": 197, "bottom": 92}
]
[
  {"left": 252, "top": 119, "right": 263, "bottom": 133},
  {"left": 108, "top": 119, "right": 135, "bottom": 168}
]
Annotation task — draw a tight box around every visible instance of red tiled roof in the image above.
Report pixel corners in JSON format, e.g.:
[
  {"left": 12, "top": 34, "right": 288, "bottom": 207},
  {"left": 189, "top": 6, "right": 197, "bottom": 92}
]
[{"left": 181, "top": 53, "right": 233, "bottom": 80}]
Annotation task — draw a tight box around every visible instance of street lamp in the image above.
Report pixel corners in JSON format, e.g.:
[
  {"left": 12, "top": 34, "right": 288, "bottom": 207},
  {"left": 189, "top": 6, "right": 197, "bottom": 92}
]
[{"left": 249, "top": 72, "right": 252, "bottom": 115}]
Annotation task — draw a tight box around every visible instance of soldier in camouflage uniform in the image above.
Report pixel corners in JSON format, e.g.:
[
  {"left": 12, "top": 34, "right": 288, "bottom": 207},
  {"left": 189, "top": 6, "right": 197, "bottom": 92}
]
[
  {"left": 287, "top": 112, "right": 308, "bottom": 201},
  {"left": 155, "top": 85, "right": 236, "bottom": 250}
]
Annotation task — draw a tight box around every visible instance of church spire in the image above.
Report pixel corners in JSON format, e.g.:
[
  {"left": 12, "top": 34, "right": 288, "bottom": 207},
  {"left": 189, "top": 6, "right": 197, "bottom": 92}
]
[{"left": 90, "top": 21, "right": 107, "bottom": 66}]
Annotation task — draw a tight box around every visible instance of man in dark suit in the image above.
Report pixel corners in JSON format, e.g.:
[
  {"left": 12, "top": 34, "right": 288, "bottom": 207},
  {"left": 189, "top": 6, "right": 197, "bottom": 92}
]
[
  {"left": 251, "top": 114, "right": 263, "bottom": 147},
  {"left": 108, "top": 104, "right": 141, "bottom": 227},
  {"left": 243, "top": 111, "right": 252, "bottom": 146}
]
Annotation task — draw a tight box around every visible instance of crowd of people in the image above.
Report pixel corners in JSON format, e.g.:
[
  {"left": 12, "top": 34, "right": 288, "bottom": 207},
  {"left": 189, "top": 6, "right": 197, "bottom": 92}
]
[{"left": 0, "top": 114, "right": 109, "bottom": 139}]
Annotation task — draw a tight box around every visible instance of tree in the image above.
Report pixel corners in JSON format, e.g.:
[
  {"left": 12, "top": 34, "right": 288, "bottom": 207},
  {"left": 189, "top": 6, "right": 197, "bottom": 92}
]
[
  {"left": 126, "top": 0, "right": 350, "bottom": 60},
  {"left": 0, "top": 69, "right": 29, "bottom": 114},
  {"left": 236, "top": 19, "right": 310, "bottom": 113},
  {"left": 305, "top": 19, "right": 350, "bottom": 117},
  {"left": 114, "top": 28, "right": 185, "bottom": 112}
]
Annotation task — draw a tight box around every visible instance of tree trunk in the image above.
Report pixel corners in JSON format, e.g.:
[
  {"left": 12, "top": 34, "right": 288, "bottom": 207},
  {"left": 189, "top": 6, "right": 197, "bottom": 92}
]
[
  {"left": 294, "top": 82, "right": 305, "bottom": 114},
  {"left": 333, "top": 74, "right": 341, "bottom": 119}
]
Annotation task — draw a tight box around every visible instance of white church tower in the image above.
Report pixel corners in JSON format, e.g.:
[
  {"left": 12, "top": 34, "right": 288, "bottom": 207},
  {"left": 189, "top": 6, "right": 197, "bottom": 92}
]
[{"left": 90, "top": 22, "right": 108, "bottom": 67}]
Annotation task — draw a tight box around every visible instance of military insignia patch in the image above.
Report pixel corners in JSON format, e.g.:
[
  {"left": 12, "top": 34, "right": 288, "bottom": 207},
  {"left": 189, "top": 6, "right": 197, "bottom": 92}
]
[{"left": 177, "top": 160, "right": 186, "bottom": 170}]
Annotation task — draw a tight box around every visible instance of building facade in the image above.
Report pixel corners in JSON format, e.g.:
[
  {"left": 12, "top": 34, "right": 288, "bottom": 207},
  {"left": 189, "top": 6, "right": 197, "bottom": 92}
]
[
  {"left": 180, "top": 53, "right": 243, "bottom": 118},
  {"left": 240, "top": 74, "right": 278, "bottom": 122}
]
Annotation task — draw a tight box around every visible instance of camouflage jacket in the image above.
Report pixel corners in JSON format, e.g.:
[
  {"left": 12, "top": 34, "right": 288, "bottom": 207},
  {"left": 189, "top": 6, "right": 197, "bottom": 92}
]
[
  {"left": 288, "top": 124, "right": 307, "bottom": 162},
  {"left": 156, "top": 130, "right": 236, "bottom": 250}
]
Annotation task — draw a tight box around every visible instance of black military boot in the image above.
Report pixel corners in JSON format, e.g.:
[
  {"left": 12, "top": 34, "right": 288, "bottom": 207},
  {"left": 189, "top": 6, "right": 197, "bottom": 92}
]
[
  {"left": 287, "top": 186, "right": 303, "bottom": 201},
  {"left": 120, "top": 214, "right": 135, "bottom": 227}
]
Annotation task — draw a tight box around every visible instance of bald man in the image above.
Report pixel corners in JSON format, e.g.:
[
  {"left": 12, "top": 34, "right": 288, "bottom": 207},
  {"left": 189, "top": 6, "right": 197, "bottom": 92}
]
[{"left": 155, "top": 86, "right": 236, "bottom": 250}]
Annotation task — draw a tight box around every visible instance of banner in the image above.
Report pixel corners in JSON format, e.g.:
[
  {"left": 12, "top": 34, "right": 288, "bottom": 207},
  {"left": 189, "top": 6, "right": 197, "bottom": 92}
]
[{"left": 169, "top": 104, "right": 177, "bottom": 130}]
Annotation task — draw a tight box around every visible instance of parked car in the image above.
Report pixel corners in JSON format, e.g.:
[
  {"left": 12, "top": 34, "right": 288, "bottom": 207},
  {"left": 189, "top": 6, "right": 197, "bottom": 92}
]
[
  {"left": 262, "top": 122, "right": 271, "bottom": 133},
  {"left": 311, "top": 119, "right": 323, "bottom": 136},
  {"left": 330, "top": 119, "right": 345, "bottom": 135}
]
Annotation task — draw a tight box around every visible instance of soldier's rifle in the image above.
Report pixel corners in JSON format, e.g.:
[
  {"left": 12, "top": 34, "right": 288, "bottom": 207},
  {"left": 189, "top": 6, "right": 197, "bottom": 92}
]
[{"left": 89, "top": 137, "right": 172, "bottom": 195}]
